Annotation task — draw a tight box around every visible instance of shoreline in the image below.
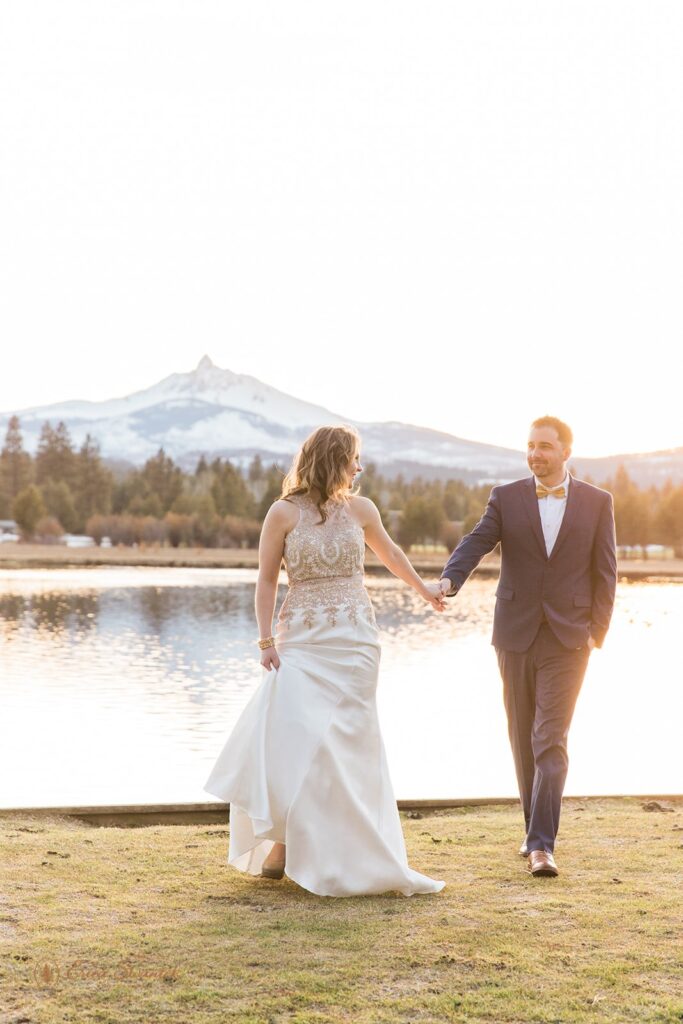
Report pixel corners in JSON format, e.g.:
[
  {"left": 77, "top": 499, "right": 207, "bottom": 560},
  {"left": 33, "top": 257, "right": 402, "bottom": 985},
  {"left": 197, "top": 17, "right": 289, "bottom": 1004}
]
[
  {"left": 1, "top": 794, "right": 681, "bottom": 828},
  {"left": 1, "top": 543, "right": 682, "bottom": 579}
]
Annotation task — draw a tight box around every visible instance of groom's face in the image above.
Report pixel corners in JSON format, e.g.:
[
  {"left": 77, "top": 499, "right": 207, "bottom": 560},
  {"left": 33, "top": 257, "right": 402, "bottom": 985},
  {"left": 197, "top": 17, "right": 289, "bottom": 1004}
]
[{"left": 527, "top": 426, "right": 571, "bottom": 480}]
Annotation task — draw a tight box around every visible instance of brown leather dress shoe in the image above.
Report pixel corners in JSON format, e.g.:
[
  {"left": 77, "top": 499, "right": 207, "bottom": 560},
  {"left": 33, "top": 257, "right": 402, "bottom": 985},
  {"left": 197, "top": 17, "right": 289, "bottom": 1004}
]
[{"left": 527, "top": 850, "right": 559, "bottom": 877}]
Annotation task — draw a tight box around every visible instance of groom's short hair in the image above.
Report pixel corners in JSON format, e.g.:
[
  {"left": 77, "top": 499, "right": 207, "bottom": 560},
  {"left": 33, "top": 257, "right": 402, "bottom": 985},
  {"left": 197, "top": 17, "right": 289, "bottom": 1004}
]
[{"left": 531, "top": 416, "right": 573, "bottom": 447}]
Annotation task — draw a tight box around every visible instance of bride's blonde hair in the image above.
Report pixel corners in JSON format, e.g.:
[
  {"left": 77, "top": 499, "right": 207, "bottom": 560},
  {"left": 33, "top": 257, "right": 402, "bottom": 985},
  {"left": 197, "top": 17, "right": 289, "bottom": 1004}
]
[{"left": 280, "top": 425, "right": 361, "bottom": 523}]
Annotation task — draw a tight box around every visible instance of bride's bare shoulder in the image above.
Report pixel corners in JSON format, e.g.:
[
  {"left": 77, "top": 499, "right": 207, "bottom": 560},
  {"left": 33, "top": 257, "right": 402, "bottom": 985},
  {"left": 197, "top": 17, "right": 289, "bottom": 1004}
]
[
  {"left": 264, "top": 497, "right": 300, "bottom": 529},
  {"left": 347, "top": 494, "right": 379, "bottom": 526}
]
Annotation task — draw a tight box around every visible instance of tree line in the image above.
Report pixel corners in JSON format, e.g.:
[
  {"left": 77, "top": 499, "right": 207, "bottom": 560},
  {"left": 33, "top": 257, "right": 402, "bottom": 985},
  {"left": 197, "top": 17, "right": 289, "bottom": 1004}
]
[{"left": 1, "top": 416, "right": 682, "bottom": 555}]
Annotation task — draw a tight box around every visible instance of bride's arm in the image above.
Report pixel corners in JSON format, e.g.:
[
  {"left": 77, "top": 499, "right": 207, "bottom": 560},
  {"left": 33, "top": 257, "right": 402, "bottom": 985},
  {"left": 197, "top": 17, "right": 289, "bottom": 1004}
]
[
  {"left": 255, "top": 501, "right": 295, "bottom": 668},
  {"left": 355, "top": 497, "right": 445, "bottom": 611}
]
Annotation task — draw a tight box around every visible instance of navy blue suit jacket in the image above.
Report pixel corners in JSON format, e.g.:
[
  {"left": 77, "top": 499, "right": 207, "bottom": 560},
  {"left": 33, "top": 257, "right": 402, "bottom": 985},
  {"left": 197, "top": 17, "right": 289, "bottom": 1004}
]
[{"left": 441, "top": 475, "right": 617, "bottom": 652}]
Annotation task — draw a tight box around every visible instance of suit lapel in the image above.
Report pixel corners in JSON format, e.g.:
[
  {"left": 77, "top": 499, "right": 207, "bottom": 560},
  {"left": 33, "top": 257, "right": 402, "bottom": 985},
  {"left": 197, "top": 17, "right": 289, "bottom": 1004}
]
[
  {"left": 520, "top": 476, "right": 549, "bottom": 559},
  {"left": 548, "top": 475, "right": 583, "bottom": 560}
]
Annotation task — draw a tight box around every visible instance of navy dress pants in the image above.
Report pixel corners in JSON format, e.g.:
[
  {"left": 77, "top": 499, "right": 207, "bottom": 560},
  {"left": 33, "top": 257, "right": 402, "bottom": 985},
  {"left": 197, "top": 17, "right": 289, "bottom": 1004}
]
[{"left": 496, "top": 623, "right": 591, "bottom": 854}]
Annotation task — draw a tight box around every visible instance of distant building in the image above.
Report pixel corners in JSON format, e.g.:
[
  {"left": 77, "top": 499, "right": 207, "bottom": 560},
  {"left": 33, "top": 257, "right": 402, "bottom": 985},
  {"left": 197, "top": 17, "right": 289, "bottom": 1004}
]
[{"left": 0, "top": 519, "right": 19, "bottom": 543}]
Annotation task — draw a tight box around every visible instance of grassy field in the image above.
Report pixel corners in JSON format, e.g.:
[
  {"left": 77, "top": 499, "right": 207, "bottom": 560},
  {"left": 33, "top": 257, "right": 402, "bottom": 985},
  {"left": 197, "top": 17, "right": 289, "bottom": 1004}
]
[
  {"left": 0, "top": 542, "right": 681, "bottom": 579},
  {"left": 1, "top": 799, "right": 682, "bottom": 1023}
]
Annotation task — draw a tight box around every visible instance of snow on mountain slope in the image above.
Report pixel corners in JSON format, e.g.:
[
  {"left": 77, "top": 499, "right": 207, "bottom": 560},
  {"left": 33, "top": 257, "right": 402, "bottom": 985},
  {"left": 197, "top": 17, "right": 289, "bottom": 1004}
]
[
  {"left": 3, "top": 355, "right": 351, "bottom": 463},
  {"left": 11, "top": 355, "right": 345, "bottom": 428},
  {"left": 1, "top": 355, "right": 681, "bottom": 484}
]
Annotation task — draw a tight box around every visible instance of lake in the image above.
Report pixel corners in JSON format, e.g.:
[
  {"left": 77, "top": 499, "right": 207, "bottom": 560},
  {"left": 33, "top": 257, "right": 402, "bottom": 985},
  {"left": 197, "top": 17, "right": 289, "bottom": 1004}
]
[{"left": 0, "top": 567, "right": 681, "bottom": 808}]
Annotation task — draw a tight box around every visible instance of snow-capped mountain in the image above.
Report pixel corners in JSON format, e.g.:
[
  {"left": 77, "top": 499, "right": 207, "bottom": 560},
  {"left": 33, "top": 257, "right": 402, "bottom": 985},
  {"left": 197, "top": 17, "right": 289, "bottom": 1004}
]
[{"left": 2, "top": 356, "right": 682, "bottom": 485}]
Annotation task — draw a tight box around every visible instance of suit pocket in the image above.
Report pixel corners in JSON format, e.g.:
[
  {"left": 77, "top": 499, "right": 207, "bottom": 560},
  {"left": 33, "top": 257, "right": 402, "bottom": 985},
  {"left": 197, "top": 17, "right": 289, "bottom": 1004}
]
[
  {"left": 496, "top": 585, "right": 514, "bottom": 600},
  {"left": 573, "top": 594, "right": 592, "bottom": 607}
]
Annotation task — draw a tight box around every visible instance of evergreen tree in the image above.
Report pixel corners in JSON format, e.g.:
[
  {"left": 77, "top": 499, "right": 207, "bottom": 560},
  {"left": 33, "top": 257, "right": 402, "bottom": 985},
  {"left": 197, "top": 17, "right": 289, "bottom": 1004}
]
[
  {"left": 257, "top": 464, "right": 285, "bottom": 519},
  {"left": 248, "top": 453, "right": 264, "bottom": 481},
  {"left": 443, "top": 479, "right": 469, "bottom": 520},
  {"left": 75, "top": 434, "right": 113, "bottom": 530},
  {"left": 387, "top": 473, "right": 406, "bottom": 510},
  {"left": 35, "top": 421, "right": 77, "bottom": 489},
  {"left": 398, "top": 496, "right": 445, "bottom": 549},
  {"left": 111, "top": 471, "right": 147, "bottom": 514},
  {"left": 654, "top": 486, "right": 683, "bottom": 556},
  {"left": 169, "top": 492, "right": 197, "bottom": 515},
  {"left": 129, "top": 492, "right": 164, "bottom": 518},
  {"left": 354, "top": 462, "right": 388, "bottom": 527},
  {"left": 194, "top": 493, "right": 220, "bottom": 546},
  {"left": 140, "top": 448, "right": 183, "bottom": 513},
  {"left": 40, "top": 479, "right": 77, "bottom": 533},
  {"left": 610, "top": 466, "right": 651, "bottom": 548},
  {"left": 0, "top": 416, "right": 32, "bottom": 516},
  {"left": 210, "top": 459, "right": 255, "bottom": 517}
]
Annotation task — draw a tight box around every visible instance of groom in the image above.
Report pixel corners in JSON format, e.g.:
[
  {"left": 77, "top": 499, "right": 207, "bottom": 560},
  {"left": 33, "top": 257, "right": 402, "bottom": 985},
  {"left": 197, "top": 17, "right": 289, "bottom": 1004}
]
[{"left": 431, "top": 416, "right": 617, "bottom": 877}]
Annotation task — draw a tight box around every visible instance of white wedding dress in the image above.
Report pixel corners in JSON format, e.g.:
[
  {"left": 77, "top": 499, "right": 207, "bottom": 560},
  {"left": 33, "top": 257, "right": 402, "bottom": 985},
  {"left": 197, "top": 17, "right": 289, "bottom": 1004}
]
[{"left": 203, "top": 492, "right": 445, "bottom": 898}]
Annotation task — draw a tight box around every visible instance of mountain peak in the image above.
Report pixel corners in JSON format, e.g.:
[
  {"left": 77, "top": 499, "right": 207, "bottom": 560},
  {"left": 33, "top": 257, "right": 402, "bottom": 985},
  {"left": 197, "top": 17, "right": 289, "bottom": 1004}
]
[{"left": 2, "top": 359, "right": 680, "bottom": 485}]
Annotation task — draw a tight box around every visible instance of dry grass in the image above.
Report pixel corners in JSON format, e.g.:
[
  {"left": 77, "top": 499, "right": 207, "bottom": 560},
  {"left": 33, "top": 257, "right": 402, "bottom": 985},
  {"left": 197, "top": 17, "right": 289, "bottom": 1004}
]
[
  {"left": 0, "top": 542, "right": 263, "bottom": 570},
  {"left": 0, "top": 543, "right": 497, "bottom": 576},
  {"left": 1, "top": 799, "right": 682, "bottom": 1023}
]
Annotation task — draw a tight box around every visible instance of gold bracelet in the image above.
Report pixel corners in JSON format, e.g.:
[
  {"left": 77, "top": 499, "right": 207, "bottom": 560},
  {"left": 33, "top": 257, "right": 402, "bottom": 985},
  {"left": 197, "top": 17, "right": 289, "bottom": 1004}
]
[{"left": 258, "top": 636, "right": 276, "bottom": 650}]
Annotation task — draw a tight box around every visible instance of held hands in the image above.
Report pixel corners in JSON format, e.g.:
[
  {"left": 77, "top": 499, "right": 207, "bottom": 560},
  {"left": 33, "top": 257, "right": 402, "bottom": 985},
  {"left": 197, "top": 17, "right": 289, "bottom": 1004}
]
[
  {"left": 420, "top": 580, "right": 448, "bottom": 612},
  {"left": 424, "top": 579, "right": 454, "bottom": 603}
]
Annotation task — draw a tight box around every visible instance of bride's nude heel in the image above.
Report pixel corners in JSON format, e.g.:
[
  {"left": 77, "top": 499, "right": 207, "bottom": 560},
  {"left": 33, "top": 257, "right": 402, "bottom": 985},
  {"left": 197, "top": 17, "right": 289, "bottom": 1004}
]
[
  {"left": 261, "top": 844, "right": 286, "bottom": 879},
  {"left": 261, "top": 863, "right": 285, "bottom": 879}
]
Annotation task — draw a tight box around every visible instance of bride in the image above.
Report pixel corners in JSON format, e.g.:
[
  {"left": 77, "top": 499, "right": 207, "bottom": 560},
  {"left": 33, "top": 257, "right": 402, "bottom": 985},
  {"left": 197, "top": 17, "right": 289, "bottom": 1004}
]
[{"left": 204, "top": 425, "right": 446, "bottom": 897}]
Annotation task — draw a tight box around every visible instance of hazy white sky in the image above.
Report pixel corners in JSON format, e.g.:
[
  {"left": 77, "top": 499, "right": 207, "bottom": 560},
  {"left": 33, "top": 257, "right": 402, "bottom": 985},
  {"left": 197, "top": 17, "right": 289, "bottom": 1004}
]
[{"left": 1, "top": 1, "right": 681, "bottom": 457}]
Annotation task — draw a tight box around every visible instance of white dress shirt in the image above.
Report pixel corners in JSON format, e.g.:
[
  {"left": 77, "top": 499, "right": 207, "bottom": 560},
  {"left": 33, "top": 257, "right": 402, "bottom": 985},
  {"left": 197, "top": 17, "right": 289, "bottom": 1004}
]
[{"left": 535, "top": 471, "right": 570, "bottom": 556}]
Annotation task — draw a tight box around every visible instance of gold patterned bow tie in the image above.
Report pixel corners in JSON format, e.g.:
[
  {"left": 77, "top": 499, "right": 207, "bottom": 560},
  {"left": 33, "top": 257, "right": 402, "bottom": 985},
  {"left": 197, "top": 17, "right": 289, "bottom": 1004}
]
[{"left": 536, "top": 485, "right": 566, "bottom": 499}]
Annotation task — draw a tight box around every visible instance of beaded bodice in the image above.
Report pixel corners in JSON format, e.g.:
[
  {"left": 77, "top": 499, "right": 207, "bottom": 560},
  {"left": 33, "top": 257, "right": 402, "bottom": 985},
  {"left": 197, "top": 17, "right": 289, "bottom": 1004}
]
[
  {"left": 283, "top": 494, "right": 365, "bottom": 583},
  {"left": 277, "top": 493, "right": 376, "bottom": 630}
]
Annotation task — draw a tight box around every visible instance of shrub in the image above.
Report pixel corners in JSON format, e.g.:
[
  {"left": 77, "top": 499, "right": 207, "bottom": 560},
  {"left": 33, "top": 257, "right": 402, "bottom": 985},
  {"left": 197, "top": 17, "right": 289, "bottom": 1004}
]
[
  {"left": 86, "top": 514, "right": 108, "bottom": 546},
  {"left": 441, "top": 521, "right": 463, "bottom": 551},
  {"left": 164, "top": 513, "right": 194, "bottom": 548},
  {"left": 35, "top": 516, "right": 64, "bottom": 544}
]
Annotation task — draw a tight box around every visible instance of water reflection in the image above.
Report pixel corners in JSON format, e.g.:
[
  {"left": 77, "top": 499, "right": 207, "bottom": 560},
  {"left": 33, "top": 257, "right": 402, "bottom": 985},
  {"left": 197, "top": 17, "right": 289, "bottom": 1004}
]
[
  {"left": 0, "top": 568, "right": 681, "bottom": 807},
  {"left": 0, "top": 591, "right": 99, "bottom": 634}
]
